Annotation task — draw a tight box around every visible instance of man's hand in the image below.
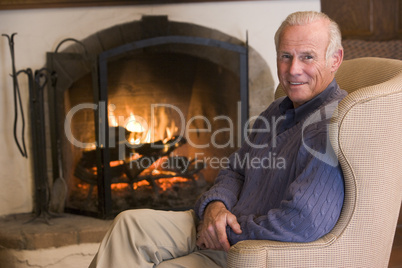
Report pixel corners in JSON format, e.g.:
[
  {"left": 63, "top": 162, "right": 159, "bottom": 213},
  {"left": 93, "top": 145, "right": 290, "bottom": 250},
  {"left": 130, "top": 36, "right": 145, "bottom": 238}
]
[{"left": 196, "top": 201, "right": 242, "bottom": 252}]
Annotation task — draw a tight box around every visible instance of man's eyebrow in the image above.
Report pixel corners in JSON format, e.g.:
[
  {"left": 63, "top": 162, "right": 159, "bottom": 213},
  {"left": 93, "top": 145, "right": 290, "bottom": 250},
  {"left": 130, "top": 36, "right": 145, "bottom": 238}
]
[
  {"left": 300, "top": 50, "right": 317, "bottom": 56},
  {"left": 278, "top": 50, "right": 317, "bottom": 55}
]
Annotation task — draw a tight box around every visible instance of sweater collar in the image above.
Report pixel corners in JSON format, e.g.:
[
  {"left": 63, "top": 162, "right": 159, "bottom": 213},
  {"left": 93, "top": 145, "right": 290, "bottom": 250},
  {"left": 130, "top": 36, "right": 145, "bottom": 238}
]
[{"left": 279, "top": 79, "right": 338, "bottom": 123}]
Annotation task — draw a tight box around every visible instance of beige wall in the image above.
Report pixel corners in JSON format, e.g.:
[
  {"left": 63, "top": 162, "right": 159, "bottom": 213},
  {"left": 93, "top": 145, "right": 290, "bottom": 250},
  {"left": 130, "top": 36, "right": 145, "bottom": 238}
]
[{"left": 0, "top": 0, "right": 320, "bottom": 216}]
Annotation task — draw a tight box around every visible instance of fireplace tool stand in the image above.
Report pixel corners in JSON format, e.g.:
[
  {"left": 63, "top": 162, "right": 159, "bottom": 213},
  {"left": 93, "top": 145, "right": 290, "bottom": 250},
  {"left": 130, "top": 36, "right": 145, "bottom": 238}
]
[{"left": 3, "top": 33, "right": 59, "bottom": 224}]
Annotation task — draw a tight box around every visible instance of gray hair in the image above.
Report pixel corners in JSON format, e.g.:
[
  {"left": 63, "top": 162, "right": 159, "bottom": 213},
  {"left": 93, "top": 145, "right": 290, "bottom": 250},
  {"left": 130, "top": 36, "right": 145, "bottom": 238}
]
[{"left": 274, "top": 11, "right": 343, "bottom": 62}]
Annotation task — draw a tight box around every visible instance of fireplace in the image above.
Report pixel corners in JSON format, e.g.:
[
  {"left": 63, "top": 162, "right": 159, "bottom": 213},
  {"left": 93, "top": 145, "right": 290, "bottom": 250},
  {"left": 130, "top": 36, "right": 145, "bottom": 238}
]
[{"left": 46, "top": 16, "right": 249, "bottom": 218}]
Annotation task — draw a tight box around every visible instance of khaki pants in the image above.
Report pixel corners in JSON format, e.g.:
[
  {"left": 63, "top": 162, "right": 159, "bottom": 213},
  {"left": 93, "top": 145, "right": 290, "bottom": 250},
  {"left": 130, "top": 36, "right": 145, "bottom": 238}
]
[{"left": 89, "top": 209, "right": 227, "bottom": 268}]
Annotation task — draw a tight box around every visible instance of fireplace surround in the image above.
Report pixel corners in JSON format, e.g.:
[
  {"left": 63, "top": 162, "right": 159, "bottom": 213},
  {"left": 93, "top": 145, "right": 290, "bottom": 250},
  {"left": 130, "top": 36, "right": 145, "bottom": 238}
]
[{"left": 46, "top": 16, "right": 252, "bottom": 218}]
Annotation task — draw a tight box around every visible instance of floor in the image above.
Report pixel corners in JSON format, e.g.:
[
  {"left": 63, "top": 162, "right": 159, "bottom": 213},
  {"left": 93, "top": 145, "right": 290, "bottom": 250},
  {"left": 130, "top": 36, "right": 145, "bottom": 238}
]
[
  {"left": 390, "top": 225, "right": 402, "bottom": 268},
  {"left": 0, "top": 213, "right": 401, "bottom": 267}
]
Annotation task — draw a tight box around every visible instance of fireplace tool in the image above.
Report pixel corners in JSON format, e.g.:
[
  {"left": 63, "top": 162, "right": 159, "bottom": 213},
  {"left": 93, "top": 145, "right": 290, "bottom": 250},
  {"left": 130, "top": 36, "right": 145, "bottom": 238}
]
[
  {"left": 2, "top": 33, "right": 27, "bottom": 158},
  {"left": 3, "top": 33, "right": 57, "bottom": 224}
]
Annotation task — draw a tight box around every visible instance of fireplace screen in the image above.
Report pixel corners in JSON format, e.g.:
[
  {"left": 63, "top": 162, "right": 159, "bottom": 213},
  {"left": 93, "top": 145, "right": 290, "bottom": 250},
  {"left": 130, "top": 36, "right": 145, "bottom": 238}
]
[{"left": 47, "top": 35, "right": 248, "bottom": 218}]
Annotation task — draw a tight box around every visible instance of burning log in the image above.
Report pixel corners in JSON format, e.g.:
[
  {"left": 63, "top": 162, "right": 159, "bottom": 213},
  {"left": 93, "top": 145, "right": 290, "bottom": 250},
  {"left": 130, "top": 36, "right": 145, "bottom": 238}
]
[
  {"left": 72, "top": 131, "right": 209, "bottom": 211},
  {"left": 72, "top": 132, "right": 208, "bottom": 209},
  {"left": 161, "top": 156, "right": 205, "bottom": 176},
  {"left": 74, "top": 135, "right": 190, "bottom": 185},
  {"left": 124, "top": 136, "right": 187, "bottom": 180}
]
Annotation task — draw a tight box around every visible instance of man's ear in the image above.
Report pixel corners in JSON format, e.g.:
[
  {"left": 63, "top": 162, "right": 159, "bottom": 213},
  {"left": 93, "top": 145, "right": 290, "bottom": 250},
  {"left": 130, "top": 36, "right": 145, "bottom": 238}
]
[{"left": 331, "top": 48, "right": 344, "bottom": 73}]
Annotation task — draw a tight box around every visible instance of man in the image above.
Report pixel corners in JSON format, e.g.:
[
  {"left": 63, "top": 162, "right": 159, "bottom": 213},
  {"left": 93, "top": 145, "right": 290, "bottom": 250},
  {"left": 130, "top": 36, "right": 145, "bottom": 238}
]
[{"left": 89, "top": 10, "right": 346, "bottom": 268}]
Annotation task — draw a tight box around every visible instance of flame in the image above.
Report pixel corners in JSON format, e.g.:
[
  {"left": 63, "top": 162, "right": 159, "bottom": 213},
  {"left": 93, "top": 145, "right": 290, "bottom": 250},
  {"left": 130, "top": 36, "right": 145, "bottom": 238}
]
[
  {"left": 100, "top": 106, "right": 189, "bottom": 194},
  {"left": 110, "top": 160, "right": 124, "bottom": 167},
  {"left": 108, "top": 105, "right": 178, "bottom": 145},
  {"left": 129, "top": 133, "right": 142, "bottom": 145},
  {"left": 126, "top": 113, "right": 145, "bottom": 133},
  {"left": 144, "top": 130, "right": 151, "bottom": 143},
  {"left": 109, "top": 109, "right": 118, "bottom": 127},
  {"left": 163, "top": 121, "right": 178, "bottom": 143},
  {"left": 111, "top": 183, "right": 130, "bottom": 191},
  {"left": 163, "top": 128, "right": 172, "bottom": 144},
  {"left": 156, "top": 177, "right": 190, "bottom": 191},
  {"left": 84, "top": 143, "right": 96, "bottom": 151},
  {"left": 139, "top": 157, "right": 167, "bottom": 175},
  {"left": 133, "top": 180, "right": 150, "bottom": 190},
  {"left": 77, "top": 183, "right": 90, "bottom": 190}
]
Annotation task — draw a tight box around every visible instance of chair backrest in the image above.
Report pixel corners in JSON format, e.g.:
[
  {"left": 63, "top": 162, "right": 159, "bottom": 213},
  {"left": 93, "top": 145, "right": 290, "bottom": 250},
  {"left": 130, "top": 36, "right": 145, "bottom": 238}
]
[{"left": 275, "top": 57, "right": 402, "bottom": 267}]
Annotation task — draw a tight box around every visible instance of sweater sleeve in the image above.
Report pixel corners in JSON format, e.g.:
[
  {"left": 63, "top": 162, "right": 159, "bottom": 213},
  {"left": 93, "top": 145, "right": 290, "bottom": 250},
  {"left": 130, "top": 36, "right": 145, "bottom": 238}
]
[
  {"left": 193, "top": 105, "right": 275, "bottom": 219},
  {"left": 194, "top": 143, "right": 247, "bottom": 219},
  {"left": 227, "top": 125, "right": 345, "bottom": 244}
]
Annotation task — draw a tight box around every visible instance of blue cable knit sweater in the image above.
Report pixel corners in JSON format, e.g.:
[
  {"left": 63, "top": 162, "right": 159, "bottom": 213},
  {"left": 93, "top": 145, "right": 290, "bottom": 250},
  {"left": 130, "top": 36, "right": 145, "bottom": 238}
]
[{"left": 194, "top": 79, "right": 347, "bottom": 245}]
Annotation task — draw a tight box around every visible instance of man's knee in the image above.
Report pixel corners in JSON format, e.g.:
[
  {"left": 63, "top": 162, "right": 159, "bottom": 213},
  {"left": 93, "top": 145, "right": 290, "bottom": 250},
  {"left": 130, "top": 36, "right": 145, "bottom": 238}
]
[{"left": 114, "top": 208, "right": 154, "bottom": 225}]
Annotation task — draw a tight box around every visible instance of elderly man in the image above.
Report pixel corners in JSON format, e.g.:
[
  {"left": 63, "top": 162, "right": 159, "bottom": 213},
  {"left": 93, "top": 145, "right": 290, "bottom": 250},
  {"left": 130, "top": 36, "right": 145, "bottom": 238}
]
[{"left": 89, "top": 10, "right": 346, "bottom": 268}]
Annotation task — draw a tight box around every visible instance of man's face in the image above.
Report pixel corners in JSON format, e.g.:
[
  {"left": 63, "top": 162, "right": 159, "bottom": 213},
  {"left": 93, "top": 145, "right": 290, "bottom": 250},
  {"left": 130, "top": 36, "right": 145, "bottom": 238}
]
[{"left": 277, "top": 19, "right": 341, "bottom": 108}]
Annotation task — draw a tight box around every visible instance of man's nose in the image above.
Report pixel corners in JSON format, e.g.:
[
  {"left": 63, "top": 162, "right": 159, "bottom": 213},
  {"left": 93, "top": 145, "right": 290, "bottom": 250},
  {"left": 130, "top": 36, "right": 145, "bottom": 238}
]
[{"left": 289, "top": 59, "right": 302, "bottom": 75}]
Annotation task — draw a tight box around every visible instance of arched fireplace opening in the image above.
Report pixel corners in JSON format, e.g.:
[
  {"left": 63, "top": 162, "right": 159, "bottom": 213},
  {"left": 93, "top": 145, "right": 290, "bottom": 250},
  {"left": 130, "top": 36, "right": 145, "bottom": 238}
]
[{"left": 47, "top": 16, "right": 272, "bottom": 219}]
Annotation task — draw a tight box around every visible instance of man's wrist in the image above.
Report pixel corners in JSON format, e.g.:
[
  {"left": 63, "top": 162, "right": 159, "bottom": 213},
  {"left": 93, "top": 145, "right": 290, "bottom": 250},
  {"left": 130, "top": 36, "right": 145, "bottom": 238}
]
[{"left": 204, "top": 201, "right": 225, "bottom": 216}]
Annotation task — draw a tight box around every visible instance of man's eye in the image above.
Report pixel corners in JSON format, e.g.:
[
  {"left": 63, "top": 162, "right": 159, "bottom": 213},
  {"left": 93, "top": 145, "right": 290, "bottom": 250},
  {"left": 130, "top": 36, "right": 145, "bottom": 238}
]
[
  {"left": 281, "top": 54, "right": 291, "bottom": 59},
  {"left": 304, "top": 55, "right": 313, "bottom": 60}
]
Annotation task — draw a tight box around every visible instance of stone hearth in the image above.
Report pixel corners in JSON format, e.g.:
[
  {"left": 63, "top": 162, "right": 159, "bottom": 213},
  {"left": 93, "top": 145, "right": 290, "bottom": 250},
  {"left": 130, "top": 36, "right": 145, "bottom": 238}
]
[{"left": 0, "top": 213, "right": 111, "bottom": 268}]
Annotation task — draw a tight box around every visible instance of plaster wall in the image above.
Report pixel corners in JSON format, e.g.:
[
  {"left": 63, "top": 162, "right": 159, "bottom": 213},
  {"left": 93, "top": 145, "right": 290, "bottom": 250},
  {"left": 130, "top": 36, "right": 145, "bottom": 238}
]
[{"left": 0, "top": 0, "right": 320, "bottom": 216}]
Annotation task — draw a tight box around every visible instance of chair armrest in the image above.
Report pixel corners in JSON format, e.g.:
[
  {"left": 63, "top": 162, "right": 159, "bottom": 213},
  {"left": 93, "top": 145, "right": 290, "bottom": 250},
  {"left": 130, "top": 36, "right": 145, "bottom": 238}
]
[{"left": 227, "top": 234, "right": 337, "bottom": 268}]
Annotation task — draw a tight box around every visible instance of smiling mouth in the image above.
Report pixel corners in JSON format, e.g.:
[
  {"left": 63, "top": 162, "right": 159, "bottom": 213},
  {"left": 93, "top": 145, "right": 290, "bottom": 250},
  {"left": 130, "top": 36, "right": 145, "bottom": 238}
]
[{"left": 289, "top": 81, "right": 306, "bottom": 85}]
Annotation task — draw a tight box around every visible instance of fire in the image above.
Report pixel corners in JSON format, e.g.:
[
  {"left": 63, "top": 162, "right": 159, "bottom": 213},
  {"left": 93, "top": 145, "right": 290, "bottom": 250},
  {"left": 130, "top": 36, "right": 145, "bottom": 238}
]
[
  {"left": 77, "top": 183, "right": 90, "bottom": 190},
  {"left": 108, "top": 104, "right": 179, "bottom": 145},
  {"left": 108, "top": 108, "right": 118, "bottom": 127},
  {"left": 133, "top": 180, "right": 151, "bottom": 190},
  {"left": 111, "top": 183, "right": 130, "bottom": 191},
  {"left": 110, "top": 160, "right": 124, "bottom": 167},
  {"left": 155, "top": 177, "right": 190, "bottom": 191},
  {"left": 131, "top": 176, "right": 191, "bottom": 192},
  {"left": 108, "top": 106, "right": 150, "bottom": 144},
  {"left": 130, "top": 158, "right": 192, "bottom": 192},
  {"left": 126, "top": 113, "right": 148, "bottom": 144},
  {"left": 76, "top": 104, "right": 195, "bottom": 197},
  {"left": 126, "top": 113, "right": 145, "bottom": 133},
  {"left": 163, "top": 122, "right": 177, "bottom": 143}
]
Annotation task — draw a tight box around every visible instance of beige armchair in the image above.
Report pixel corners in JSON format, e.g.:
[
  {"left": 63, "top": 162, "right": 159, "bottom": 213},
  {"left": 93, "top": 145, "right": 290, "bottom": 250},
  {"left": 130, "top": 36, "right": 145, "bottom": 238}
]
[{"left": 227, "top": 57, "right": 402, "bottom": 268}]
